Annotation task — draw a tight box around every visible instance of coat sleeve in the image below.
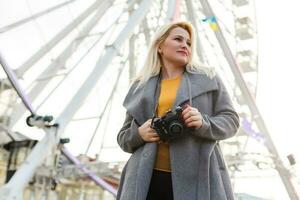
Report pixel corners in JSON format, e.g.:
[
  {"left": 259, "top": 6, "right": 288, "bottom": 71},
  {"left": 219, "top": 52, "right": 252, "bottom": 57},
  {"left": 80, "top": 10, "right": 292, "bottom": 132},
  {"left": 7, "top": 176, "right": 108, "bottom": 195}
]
[
  {"left": 189, "top": 75, "right": 240, "bottom": 141},
  {"left": 117, "top": 112, "right": 146, "bottom": 153}
]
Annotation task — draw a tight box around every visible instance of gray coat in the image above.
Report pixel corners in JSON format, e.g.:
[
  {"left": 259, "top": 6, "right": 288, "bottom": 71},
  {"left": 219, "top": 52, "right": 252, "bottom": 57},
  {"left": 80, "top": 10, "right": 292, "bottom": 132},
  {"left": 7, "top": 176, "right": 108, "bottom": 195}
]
[{"left": 117, "top": 70, "right": 240, "bottom": 200}]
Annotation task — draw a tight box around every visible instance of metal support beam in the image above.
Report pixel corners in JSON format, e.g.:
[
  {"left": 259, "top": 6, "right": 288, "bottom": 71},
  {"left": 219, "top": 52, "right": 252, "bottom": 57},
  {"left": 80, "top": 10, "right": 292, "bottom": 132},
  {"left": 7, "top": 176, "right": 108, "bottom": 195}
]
[
  {"left": 9, "top": 0, "right": 113, "bottom": 129},
  {"left": 172, "top": 0, "right": 182, "bottom": 22},
  {"left": 165, "top": 0, "right": 177, "bottom": 23},
  {"left": 0, "top": 0, "right": 77, "bottom": 34},
  {"left": 0, "top": 0, "right": 153, "bottom": 198},
  {"left": 142, "top": 18, "right": 151, "bottom": 45},
  {"left": 128, "top": 5, "right": 136, "bottom": 83},
  {"left": 0, "top": 53, "right": 35, "bottom": 114},
  {"left": 129, "top": 35, "right": 136, "bottom": 82},
  {"left": 184, "top": 0, "right": 205, "bottom": 63},
  {"left": 199, "top": 0, "right": 299, "bottom": 199},
  {"left": 0, "top": 47, "right": 119, "bottom": 199},
  {"left": 14, "top": 0, "right": 103, "bottom": 77},
  {"left": 0, "top": 126, "right": 57, "bottom": 200},
  {"left": 61, "top": 147, "right": 117, "bottom": 196},
  {"left": 56, "top": 0, "right": 153, "bottom": 134}
]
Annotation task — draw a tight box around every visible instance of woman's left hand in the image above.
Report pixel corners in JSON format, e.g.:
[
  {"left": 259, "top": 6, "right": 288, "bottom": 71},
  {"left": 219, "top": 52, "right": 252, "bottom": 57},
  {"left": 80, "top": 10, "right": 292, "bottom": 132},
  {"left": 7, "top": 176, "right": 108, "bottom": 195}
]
[{"left": 182, "top": 105, "right": 203, "bottom": 129}]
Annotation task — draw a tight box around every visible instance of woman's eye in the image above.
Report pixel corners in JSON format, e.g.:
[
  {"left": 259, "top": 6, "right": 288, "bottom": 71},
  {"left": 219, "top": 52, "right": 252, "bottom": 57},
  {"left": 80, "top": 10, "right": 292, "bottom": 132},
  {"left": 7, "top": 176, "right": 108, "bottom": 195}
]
[
  {"left": 187, "top": 42, "right": 191, "bottom": 46},
  {"left": 175, "top": 37, "right": 181, "bottom": 41}
]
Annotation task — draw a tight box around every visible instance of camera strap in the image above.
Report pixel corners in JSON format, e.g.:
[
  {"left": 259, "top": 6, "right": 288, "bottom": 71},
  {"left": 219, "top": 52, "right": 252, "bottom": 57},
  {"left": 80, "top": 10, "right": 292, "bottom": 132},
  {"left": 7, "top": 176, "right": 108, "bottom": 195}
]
[
  {"left": 186, "top": 71, "right": 193, "bottom": 107},
  {"left": 153, "top": 69, "right": 162, "bottom": 118}
]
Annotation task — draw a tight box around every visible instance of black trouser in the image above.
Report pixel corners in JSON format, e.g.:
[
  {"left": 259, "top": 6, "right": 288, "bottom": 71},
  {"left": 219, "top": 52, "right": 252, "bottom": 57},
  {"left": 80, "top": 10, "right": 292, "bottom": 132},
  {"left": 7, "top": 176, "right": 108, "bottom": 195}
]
[{"left": 146, "top": 169, "right": 174, "bottom": 200}]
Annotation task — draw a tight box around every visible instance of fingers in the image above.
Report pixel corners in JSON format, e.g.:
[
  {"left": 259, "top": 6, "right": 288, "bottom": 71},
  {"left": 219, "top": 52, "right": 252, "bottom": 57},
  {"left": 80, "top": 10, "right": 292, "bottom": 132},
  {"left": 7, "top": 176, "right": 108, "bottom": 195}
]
[
  {"left": 186, "top": 121, "right": 201, "bottom": 128},
  {"left": 182, "top": 106, "right": 199, "bottom": 120},
  {"left": 141, "top": 119, "right": 155, "bottom": 131},
  {"left": 182, "top": 105, "right": 197, "bottom": 116},
  {"left": 184, "top": 115, "right": 200, "bottom": 124},
  {"left": 147, "top": 130, "right": 158, "bottom": 136},
  {"left": 140, "top": 119, "right": 160, "bottom": 142},
  {"left": 145, "top": 131, "right": 159, "bottom": 142},
  {"left": 142, "top": 119, "right": 152, "bottom": 128},
  {"left": 182, "top": 110, "right": 199, "bottom": 121},
  {"left": 182, "top": 105, "right": 203, "bottom": 129},
  {"left": 149, "top": 135, "right": 160, "bottom": 142}
]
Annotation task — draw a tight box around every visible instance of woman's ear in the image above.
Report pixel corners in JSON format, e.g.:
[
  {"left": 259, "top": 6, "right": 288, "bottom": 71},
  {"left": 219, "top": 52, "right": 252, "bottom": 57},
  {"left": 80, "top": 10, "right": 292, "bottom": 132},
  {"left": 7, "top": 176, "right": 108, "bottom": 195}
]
[{"left": 158, "top": 47, "right": 163, "bottom": 55}]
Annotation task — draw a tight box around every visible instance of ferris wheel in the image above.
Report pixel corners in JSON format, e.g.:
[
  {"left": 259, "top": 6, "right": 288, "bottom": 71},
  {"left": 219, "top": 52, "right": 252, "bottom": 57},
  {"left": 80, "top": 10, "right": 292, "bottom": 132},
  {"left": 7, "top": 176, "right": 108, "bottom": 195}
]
[{"left": 0, "top": 0, "right": 299, "bottom": 199}]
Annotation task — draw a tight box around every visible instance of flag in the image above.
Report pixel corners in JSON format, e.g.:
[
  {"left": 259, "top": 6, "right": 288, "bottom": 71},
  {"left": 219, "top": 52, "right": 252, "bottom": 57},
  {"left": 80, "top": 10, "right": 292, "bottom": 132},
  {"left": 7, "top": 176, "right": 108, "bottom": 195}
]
[{"left": 202, "top": 16, "right": 218, "bottom": 31}]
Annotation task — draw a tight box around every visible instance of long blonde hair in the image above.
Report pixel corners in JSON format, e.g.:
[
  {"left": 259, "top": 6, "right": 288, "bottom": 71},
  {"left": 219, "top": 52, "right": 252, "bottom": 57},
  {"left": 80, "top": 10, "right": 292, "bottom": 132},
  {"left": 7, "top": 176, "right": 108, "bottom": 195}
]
[{"left": 133, "top": 21, "right": 215, "bottom": 86}]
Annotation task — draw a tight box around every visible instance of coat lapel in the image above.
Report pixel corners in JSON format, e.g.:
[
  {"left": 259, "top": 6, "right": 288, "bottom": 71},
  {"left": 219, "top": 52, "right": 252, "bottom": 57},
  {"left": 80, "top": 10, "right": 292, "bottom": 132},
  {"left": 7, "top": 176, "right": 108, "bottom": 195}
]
[
  {"left": 123, "top": 74, "right": 160, "bottom": 125},
  {"left": 173, "top": 71, "right": 218, "bottom": 108},
  {"left": 123, "top": 70, "right": 218, "bottom": 124}
]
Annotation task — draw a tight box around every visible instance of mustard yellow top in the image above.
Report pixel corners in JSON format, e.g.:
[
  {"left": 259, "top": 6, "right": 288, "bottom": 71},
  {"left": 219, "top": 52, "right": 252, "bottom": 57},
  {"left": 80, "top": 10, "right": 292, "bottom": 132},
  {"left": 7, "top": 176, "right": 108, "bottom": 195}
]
[{"left": 154, "top": 75, "right": 182, "bottom": 172}]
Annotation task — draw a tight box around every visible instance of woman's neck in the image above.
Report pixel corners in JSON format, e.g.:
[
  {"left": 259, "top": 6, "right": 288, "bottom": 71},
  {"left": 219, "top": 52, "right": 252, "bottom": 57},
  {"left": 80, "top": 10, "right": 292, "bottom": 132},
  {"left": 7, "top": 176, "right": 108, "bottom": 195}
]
[{"left": 161, "top": 65, "right": 184, "bottom": 80}]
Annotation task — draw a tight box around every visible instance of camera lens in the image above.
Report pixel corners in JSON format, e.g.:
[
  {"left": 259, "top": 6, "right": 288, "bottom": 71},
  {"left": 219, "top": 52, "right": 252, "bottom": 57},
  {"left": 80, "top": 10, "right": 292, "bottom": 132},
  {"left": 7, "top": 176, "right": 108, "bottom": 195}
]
[{"left": 169, "top": 122, "right": 183, "bottom": 134}]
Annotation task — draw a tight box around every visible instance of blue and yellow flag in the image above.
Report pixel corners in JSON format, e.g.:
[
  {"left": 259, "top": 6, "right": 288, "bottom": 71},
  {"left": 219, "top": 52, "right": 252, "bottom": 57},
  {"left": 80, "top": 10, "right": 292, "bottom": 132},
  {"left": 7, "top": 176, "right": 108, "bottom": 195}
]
[{"left": 202, "top": 16, "right": 218, "bottom": 31}]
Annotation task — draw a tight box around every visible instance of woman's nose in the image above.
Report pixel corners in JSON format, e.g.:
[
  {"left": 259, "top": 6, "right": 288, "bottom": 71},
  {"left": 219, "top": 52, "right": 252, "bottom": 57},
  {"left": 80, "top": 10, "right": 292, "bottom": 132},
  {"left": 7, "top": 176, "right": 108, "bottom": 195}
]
[
  {"left": 180, "top": 41, "right": 188, "bottom": 48},
  {"left": 181, "top": 43, "right": 188, "bottom": 49}
]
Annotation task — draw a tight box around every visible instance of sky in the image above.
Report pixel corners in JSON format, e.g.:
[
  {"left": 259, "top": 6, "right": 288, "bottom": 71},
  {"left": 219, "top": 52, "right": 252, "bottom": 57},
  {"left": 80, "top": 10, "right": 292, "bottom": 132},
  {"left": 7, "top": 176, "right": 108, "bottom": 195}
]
[
  {"left": 255, "top": 0, "right": 300, "bottom": 165},
  {"left": 251, "top": 1, "right": 300, "bottom": 197}
]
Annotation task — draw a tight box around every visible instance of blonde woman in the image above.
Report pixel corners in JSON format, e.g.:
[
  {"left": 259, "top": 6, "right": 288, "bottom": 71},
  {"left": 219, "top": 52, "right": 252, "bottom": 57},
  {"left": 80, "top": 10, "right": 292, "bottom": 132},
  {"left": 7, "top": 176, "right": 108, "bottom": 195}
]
[{"left": 117, "top": 21, "right": 240, "bottom": 200}]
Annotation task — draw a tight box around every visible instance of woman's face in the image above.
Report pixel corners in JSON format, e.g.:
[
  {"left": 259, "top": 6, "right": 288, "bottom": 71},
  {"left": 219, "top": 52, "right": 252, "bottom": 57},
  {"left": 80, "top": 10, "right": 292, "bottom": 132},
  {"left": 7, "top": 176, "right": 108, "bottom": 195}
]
[{"left": 158, "top": 27, "right": 192, "bottom": 67}]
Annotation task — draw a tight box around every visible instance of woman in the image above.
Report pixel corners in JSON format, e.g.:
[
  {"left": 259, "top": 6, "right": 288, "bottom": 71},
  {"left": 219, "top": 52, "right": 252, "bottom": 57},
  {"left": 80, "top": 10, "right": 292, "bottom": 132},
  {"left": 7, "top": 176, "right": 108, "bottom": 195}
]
[{"left": 117, "top": 21, "right": 240, "bottom": 200}]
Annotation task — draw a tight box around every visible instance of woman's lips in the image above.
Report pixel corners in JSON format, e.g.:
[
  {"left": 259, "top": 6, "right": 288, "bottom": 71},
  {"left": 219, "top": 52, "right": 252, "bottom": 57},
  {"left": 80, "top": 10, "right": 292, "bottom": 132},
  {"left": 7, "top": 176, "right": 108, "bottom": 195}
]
[{"left": 177, "top": 51, "right": 188, "bottom": 56}]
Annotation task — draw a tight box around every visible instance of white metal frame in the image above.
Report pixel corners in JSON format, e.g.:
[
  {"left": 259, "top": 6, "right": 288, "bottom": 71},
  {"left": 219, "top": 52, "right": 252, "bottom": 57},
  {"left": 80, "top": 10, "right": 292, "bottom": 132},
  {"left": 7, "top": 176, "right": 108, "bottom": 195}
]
[
  {"left": 14, "top": 0, "right": 103, "bottom": 78},
  {"left": 9, "top": 0, "right": 113, "bottom": 129},
  {"left": 0, "top": 0, "right": 77, "bottom": 34},
  {"left": 0, "top": 0, "right": 154, "bottom": 199},
  {"left": 199, "top": 0, "right": 299, "bottom": 199}
]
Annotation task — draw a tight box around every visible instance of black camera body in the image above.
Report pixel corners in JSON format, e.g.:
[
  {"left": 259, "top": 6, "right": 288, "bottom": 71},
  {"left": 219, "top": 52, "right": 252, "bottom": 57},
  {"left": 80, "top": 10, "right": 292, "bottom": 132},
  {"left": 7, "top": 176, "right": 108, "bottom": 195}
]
[{"left": 151, "top": 106, "right": 186, "bottom": 141}]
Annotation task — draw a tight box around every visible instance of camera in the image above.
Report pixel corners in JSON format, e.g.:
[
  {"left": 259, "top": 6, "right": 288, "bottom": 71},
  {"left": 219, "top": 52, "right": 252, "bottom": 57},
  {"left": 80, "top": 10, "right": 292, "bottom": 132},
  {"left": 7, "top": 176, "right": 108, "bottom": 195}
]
[{"left": 151, "top": 106, "right": 185, "bottom": 141}]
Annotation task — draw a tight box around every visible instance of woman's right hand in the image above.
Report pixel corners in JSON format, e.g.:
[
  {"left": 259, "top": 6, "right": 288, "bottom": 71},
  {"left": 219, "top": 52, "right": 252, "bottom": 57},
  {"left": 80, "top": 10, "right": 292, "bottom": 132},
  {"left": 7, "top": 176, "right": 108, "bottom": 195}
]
[{"left": 138, "top": 119, "right": 160, "bottom": 142}]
